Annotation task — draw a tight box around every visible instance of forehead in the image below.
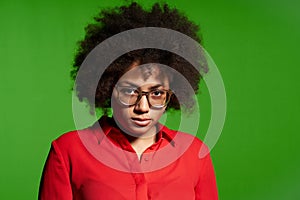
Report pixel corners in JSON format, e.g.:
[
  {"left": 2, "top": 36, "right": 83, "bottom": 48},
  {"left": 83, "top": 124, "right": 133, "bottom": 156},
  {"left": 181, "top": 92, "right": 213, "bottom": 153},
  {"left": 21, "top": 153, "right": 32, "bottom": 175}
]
[{"left": 117, "top": 64, "right": 169, "bottom": 87}]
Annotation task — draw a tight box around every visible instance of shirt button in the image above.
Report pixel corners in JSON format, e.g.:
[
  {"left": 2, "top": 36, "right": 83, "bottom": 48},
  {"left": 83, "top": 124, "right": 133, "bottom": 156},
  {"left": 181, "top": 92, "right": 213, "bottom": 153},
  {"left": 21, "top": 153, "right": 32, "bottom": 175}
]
[{"left": 144, "top": 157, "right": 149, "bottom": 161}]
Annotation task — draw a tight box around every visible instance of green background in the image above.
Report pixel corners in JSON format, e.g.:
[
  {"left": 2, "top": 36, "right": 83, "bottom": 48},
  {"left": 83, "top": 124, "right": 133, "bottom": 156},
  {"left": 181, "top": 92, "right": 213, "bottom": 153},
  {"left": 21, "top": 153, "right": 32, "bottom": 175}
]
[{"left": 1, "top": 0, "right": 299, "bottom": 199}]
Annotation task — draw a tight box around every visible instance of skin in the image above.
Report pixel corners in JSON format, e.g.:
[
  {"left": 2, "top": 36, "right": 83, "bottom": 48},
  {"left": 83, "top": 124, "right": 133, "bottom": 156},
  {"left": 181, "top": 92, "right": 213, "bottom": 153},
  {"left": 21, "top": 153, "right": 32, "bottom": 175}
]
[{"left": 111, "top": 64, "right": 170, "bottom": 157}]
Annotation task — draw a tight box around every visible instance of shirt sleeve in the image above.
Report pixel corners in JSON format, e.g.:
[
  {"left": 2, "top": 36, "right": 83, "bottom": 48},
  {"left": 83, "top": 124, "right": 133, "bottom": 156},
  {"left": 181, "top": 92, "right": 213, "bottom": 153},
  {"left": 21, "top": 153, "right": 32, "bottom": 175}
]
[
  {"left": 195, "top": 151, "right": 219, "bottom": 200},
  {"left": 39, "top": 141, "right": 73, "bottom": 200}
]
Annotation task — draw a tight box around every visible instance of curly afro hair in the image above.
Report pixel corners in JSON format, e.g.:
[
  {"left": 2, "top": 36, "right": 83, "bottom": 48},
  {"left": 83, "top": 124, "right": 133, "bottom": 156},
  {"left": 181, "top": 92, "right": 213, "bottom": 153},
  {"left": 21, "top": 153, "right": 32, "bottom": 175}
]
[{"left": 71, "top": 1, "right": 208, "bottom": 114}]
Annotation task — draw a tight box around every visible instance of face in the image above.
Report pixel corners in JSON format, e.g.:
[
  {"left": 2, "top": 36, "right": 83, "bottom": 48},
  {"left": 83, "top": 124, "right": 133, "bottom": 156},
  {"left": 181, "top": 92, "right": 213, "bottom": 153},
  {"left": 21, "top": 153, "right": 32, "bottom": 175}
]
[{"left": 111, "top": 64, "right": 170, "bottom": 138}]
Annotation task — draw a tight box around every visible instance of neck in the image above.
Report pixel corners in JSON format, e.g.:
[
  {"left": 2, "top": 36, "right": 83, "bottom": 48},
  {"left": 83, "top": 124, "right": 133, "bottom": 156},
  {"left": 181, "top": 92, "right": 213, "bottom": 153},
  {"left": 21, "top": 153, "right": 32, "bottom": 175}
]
[
  {"left": 109, "top": 116, "right": 158, "bottom": 159},
  {"left": 125, "top": 133, "right": 156, "bottom": 158}
]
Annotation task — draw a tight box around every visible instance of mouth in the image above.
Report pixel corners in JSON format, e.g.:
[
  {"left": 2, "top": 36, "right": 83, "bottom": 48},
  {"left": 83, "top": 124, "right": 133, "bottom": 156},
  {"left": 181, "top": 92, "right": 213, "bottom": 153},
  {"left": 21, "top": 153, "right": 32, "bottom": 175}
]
[{"left": 131, "top": 117, "right": 152, "bottom": 127}]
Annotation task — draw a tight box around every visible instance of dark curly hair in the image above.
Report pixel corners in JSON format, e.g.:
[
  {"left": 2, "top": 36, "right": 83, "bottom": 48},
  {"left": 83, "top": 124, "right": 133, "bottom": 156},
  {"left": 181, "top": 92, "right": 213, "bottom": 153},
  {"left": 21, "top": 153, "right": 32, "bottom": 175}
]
[{"left": 71, "top": 1, "right": 208, "bottom": 114}]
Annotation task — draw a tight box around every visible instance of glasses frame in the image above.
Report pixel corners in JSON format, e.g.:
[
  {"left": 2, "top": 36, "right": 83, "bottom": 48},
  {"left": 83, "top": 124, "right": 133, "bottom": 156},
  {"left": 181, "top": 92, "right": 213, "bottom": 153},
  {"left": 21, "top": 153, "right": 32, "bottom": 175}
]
[{"left": 115, "top": 85, "right": 173, "bottom": 108}]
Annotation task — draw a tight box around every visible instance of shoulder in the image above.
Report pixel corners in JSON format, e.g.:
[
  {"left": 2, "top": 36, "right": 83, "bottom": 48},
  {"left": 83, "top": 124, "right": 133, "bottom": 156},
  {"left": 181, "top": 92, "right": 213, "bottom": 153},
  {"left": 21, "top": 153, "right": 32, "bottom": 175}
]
[
  {"left": 47, "top": 127, "right": 99, "bottom": 164},
  {"left": 53, "top": 130, "right": 80, "bottom": 147},
  {"left": 52, "top": 126, "right": 95, "bottom": 151}
]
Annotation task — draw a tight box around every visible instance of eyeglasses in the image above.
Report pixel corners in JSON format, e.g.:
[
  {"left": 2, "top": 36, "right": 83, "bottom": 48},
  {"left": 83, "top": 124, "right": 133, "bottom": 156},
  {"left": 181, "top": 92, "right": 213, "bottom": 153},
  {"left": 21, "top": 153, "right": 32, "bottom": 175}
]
[{"left": 115, "top": 85, "right": 173, "bottom": 108}]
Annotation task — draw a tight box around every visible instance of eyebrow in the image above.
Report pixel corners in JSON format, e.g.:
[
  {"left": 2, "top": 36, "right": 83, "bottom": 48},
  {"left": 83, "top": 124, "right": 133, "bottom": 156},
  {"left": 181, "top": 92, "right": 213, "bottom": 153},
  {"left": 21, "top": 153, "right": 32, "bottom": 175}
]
[{"left": 118, "top": 81, "right": 164, "bottom": 90}]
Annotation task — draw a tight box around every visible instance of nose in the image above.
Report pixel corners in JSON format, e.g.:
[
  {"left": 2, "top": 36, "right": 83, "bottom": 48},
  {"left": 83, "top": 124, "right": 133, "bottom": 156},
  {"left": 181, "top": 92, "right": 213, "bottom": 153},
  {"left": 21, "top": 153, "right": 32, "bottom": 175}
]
[{"left": 134, "top": 95, "right": 150, "bottom": 113}]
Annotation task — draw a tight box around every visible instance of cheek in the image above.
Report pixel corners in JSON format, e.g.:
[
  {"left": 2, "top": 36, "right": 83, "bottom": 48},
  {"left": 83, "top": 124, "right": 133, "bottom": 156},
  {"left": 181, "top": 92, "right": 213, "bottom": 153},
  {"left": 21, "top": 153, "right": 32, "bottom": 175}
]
[
  {"left": 111, "top": 95, "right": 123, "bottom": 118},
  {"left": 111, "top": 91, "right": 124, "bottom": 113},
  {"left": 111, "top": 97, "right": 132, "bottom": 121},
  {"left": 152, "top": 109, "right": 166, "bottom": 120}
]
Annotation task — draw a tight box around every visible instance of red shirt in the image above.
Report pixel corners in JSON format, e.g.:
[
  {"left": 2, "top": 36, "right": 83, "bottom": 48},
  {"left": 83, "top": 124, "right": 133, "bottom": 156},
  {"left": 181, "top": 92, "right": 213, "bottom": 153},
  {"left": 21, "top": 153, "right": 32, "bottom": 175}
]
[{"left": 39, "top": 117, "right": 218, "bottom": 200}]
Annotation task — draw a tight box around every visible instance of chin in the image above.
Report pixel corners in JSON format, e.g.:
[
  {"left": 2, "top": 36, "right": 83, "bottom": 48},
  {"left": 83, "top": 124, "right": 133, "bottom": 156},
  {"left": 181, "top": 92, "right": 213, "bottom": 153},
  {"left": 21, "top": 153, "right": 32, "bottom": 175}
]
[{"left": 126, "top": 124, "right": 156, "bottom": 137}]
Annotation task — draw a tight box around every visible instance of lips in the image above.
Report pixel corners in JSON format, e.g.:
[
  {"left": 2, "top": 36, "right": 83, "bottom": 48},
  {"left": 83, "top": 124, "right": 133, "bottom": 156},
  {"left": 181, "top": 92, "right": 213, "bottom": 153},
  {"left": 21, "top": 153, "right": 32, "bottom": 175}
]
[{"left": 131, "top": 117, "right": 152, "bottom": 127}]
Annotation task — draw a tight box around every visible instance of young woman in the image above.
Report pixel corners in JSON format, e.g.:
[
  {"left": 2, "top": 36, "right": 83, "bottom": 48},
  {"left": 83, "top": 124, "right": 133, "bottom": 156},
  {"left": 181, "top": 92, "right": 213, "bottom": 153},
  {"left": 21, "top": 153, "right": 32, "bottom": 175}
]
[{"left": 39, "top": 2, "right": 218, "bottom": 199}]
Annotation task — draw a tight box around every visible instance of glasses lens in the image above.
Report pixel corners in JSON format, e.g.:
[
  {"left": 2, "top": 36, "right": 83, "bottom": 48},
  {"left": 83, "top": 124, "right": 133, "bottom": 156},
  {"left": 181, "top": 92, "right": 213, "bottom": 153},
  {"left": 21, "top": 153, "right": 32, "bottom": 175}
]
[
  {"left": 148, "top": 90, "right": 169, "bottom": 108},
  {"left": 118, "top": 87, "right": 138, "bottom": 105},
  {"left": 117, "top": 86, "right": 171, "bottom": 107}
]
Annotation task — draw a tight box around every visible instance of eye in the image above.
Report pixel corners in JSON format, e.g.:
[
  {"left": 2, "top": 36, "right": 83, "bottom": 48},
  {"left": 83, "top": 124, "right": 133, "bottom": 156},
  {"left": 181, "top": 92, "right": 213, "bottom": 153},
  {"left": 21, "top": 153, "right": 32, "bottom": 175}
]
[
  {"left": 119, "top": 87, "right": 138, "bottom": 95},
  {"left": 151, "top": 90, "right": 165, "bottom": 97}
]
